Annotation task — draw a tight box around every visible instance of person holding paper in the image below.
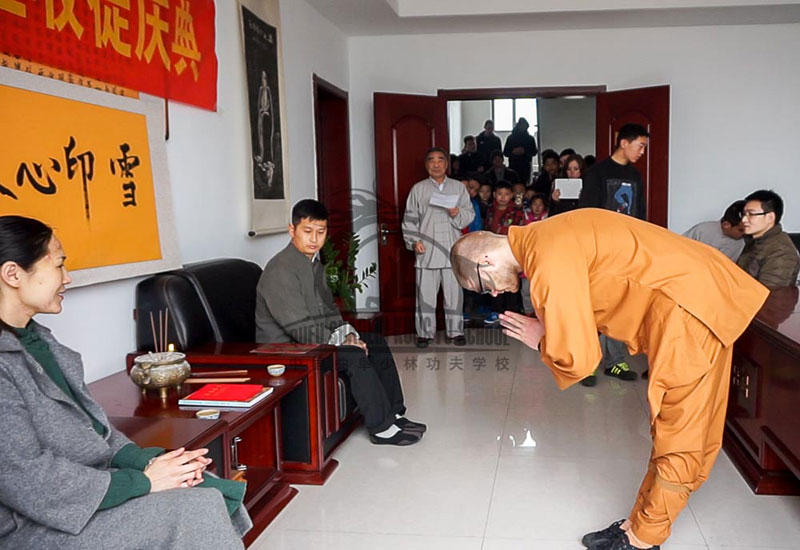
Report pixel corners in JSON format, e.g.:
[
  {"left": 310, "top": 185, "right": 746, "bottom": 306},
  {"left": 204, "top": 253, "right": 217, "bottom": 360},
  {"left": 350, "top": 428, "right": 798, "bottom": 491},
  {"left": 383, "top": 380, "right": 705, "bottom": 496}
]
[
  {"left": 448, "top": 208, "right": 768, "bottom": 550},
  {"left": 402, "top": 148, "right": 475, "bottom": 348},
  {"left": 0, "top": 216, "right": 251, "bottom": 549},
  {"left": 550, "top": 153, "right": 586, "bottom": 215}
]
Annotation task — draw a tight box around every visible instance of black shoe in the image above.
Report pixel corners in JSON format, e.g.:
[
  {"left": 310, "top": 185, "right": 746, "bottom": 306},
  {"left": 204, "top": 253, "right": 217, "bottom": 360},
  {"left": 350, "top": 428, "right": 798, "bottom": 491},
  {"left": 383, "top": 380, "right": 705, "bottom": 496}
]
[
  {"left": 581, "top": 519, "right": 625, "bottom": 548},
  {"left": 604, "top": 362, "right": 638, "bottom": 381},
  {"left": 580, "top": 370, "right": 598, "bottom": 387},
  {"left": 395, "top": 416, "right": 427, "bottom": 434},
  {"left": 642, "top": 369, "right": 649, "bottom": 380},
  {"left": 448, "top": 335, "right": 466, "bottom": 346},
  {"left": 416, "top": 338, "right": 430, "bottom": 348},
  {"left": 369, "top": 430, "right": 421, "bottom": 446},
  {"left": 608, "top": 533, "right": 660, "bottom": 550}
]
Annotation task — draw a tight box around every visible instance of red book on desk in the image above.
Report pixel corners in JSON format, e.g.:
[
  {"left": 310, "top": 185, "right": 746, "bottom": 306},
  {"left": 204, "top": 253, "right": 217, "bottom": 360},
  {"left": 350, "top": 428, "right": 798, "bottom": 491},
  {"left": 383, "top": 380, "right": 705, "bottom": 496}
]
[
  {"left": 178, "top": 384, "right": 274, "bottom": 407},
  {"left": 250, "top": 343, "right": 320, "bottom": 355}
]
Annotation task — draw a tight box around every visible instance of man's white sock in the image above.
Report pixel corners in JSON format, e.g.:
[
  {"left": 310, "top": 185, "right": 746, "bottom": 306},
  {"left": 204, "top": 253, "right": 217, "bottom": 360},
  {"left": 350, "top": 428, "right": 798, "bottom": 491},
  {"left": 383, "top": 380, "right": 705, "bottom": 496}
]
[{"left": 374, "top": 424, "right": 401, "bottom": 438}]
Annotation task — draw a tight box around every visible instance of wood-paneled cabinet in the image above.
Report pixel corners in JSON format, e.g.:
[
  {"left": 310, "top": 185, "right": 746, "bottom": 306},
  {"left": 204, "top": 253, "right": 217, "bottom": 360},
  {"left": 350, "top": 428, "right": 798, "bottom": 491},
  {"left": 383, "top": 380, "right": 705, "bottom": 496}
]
[{"left": 724, "top": 287, "right": 800, "bottom": 495}]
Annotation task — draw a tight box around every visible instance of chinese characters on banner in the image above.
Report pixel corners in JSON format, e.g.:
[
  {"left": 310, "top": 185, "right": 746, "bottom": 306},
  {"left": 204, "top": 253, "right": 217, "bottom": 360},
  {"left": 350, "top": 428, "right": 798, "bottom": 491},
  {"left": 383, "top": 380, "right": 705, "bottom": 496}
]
[
  {"left": 0, "top": 83, "right": 163, "bottom": 271},
  {"left": 0, "top": 0, "right": 217, "bottom": 110}
]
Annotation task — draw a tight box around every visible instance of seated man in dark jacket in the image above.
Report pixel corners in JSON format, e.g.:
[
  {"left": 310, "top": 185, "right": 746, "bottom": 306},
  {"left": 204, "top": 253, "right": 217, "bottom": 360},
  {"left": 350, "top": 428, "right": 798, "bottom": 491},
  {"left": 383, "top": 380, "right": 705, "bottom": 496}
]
[
  {"left": 737, "top": 189, "right": 800, "bottom": 288},
  {"left": 255, "top": 199, "right": 425, "bottom": 446}
]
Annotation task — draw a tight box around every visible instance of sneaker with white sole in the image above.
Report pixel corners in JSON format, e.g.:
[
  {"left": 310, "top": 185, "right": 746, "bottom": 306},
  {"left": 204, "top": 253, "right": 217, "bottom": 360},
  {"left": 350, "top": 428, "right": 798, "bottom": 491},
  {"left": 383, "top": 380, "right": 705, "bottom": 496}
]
[{"left": 484, "top": 312, "right": 500, "bottom": 325}]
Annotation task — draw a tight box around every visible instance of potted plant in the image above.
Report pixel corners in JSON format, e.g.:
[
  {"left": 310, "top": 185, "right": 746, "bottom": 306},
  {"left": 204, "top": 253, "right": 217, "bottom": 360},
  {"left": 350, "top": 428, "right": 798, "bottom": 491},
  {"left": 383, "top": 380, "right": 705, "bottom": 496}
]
[{"left": 321, "top": 232, "right": 377, "bottom": 312}]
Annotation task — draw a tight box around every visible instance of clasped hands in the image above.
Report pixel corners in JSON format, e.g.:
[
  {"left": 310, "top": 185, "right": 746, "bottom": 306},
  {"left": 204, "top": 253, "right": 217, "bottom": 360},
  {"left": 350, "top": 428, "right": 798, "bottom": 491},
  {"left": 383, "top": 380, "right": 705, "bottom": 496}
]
[
  {"left": 344, "top": 332, "right": 368, "bottom": 352},
  {"left": 144, "top": 447, "right": 212, "bottom": 493},
  {"left": 499, "top": 311, "right": 545, "bottom": 351}
]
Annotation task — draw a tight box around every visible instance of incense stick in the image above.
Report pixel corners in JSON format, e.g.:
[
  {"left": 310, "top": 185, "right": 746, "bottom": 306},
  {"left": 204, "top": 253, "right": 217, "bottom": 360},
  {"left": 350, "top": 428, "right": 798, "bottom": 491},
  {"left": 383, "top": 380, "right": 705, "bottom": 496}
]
[
  {"left": 158, "top": 309, "right": 164, "bottom": 352},
  {"left": 149, "top": 311, "right": 158, "bottom": 353},
  {"left": 164, "top": 308, "right": 170, "bottom": 351}
]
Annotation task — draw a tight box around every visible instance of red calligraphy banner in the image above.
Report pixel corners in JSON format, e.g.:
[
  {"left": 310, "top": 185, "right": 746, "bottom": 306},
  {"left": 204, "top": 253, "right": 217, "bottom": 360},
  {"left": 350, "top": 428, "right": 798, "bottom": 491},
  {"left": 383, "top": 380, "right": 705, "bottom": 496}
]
[{"left": 0, "top": 0, "right": 217, "bottom": 110}]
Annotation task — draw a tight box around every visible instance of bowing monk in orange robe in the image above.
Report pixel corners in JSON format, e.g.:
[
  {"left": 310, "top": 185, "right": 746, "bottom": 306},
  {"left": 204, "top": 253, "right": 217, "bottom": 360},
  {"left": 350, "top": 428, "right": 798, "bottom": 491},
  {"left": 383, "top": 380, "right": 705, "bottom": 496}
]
[{"left": 450, "top": 208, "right": 768, "bottom": 550}]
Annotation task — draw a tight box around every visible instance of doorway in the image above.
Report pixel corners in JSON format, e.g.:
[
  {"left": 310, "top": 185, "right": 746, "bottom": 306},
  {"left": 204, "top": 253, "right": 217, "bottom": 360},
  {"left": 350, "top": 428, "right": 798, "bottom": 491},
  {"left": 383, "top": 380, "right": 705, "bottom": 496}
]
[
  {"left": 448, "top": 96, "right": 597, "bottom": 181},
  {"left": 313, "top": 75, "right": 353, "bottom": 244},
  {"left": 373, "top": 85, "right": 669, "bottom": 335}
]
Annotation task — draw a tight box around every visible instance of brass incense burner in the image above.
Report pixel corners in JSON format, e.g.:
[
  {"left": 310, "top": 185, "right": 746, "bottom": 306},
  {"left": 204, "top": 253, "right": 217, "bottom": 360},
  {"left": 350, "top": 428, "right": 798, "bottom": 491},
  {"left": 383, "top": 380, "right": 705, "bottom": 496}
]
[{"left": 130, "top": 351, "right": 191, "bottom": 399}]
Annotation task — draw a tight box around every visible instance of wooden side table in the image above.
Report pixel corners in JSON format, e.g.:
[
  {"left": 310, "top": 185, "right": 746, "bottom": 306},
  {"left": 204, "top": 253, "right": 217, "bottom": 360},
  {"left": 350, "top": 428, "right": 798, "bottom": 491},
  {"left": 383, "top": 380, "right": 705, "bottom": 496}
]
[
  {"left": 91, "top": 370, "right": 304, "bottom": 546},
  {"left": 177, "top": 343, "right": 359, "bottom": 485},
  {"left": 126, "top": 343, "right": 360, "bottom": 485}
]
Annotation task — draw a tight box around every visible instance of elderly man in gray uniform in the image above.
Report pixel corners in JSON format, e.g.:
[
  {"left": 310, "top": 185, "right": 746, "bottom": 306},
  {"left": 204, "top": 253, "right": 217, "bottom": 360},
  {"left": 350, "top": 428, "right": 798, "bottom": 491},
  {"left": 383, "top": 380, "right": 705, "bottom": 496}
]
[{"left": 402, "top": 147, "right": 475, "bottom": 348}]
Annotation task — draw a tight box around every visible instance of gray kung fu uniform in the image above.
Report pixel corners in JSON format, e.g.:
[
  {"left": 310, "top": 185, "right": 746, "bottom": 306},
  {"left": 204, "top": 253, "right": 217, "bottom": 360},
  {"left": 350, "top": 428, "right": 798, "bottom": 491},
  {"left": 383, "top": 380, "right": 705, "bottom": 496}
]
[
  {"left": 683, "top": 220, "right": 745, "bottom": 262},
  {"left": 402, "top": 177, "right": 475, "bottom": 338},
  {"left": 0, "top": 324, "right": 248, "bottom": 550}
]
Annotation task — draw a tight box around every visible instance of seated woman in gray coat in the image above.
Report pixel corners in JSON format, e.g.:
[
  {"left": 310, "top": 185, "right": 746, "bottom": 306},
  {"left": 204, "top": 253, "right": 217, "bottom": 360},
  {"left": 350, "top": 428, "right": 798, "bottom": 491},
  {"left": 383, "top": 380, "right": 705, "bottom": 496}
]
[{"left": 0, "top": 216, "right": 251, "bottom": 549}]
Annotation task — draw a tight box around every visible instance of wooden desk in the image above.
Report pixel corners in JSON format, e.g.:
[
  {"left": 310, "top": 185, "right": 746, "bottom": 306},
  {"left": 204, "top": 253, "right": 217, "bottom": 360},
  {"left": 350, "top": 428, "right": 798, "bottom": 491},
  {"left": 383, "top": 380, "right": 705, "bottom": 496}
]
[
  {"left": 143, "top": 343, "right": 360, "bottom": 485},
  {"left": 725, "top": 286, "right": 800, "bottom": 494},
  {"left": 90, "top": 370, "right": 304, "bottom": 546}
]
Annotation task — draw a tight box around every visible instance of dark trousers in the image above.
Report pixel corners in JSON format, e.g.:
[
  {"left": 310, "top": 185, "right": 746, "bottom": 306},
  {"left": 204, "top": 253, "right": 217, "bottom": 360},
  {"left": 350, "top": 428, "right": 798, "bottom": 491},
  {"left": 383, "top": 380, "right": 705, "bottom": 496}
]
[
  {"left": 335, "top": 332, "right": 406, "bottom": 435},
  {"left": 491, "top": 290, "right": 522, "bottom": 315}
]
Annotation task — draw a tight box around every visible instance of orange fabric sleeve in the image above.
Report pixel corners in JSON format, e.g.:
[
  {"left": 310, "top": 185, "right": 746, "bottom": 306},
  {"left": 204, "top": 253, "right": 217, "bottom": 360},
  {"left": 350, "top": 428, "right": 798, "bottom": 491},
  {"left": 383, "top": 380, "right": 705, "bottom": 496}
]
[{"left": 527, "top": 247, "right": 602, "bottom": 390}]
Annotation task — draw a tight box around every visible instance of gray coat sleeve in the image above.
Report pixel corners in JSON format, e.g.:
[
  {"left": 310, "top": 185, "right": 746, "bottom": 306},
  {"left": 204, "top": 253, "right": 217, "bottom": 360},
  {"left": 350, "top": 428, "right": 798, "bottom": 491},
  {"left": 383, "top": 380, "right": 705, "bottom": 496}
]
[
  {"left": 260, "top": 265, "right": 339, "bottom": 344},
  {"left": 0, "top": 368, "right": 109, "bottom": 535},
  {"left": 402, "top": 185, "right": 422, "bottom": 250}
]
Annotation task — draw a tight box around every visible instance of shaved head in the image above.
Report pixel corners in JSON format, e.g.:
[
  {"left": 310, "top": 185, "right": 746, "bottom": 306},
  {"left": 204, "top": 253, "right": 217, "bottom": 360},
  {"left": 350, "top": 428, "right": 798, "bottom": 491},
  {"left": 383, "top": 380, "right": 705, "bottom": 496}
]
[{"left": 450, "top": 231, "right": 522, "bottom": 294}]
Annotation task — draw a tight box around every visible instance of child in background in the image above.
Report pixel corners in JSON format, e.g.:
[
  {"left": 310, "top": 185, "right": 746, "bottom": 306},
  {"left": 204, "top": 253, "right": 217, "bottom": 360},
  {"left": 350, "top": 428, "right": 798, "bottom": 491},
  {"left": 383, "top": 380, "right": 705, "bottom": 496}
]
[
  {"left": 523, "top": 193, "right": 548, "bottom": 224},
  {"left": 511, "top": 182, "right": 527, "bottom": 210},
  {"left": 477, "top": 181, "right": 493, "bottom": 221},
  {"left": 519, "top": 193, "right": 549, "bottom": 314},
  {"left": 461, "top": 176, "right": 486, "bottom": 322},
  {"left": 460, "top": 176, "right": 483, "bottom": 234},
  {"left": 484, "top": 181, "right": 524, "bottom": 323}
]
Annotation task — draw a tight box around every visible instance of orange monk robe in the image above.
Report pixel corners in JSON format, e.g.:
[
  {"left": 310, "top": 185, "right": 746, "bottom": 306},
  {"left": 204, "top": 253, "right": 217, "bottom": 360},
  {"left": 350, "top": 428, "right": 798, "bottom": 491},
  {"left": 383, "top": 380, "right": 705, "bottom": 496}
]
[{"left": 507, "top": 208, "right": 768, "bottom": 545}]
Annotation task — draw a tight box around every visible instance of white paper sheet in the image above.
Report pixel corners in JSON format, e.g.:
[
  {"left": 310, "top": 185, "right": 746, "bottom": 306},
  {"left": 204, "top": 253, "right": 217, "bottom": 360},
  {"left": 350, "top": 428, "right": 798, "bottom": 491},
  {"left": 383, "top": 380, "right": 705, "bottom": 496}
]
[
  {"left": 429, "top": 192, "right": 459, "bottom": 209},
  {"left": 554, "top": 178, "right": 583, "bottom": 200}
]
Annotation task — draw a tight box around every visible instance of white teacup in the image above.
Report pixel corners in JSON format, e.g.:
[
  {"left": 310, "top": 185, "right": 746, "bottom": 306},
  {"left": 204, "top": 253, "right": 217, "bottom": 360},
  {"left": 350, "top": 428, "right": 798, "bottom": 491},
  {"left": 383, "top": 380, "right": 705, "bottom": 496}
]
[{"left": 267, "top": 364, "right": 286, "bottom": 377}]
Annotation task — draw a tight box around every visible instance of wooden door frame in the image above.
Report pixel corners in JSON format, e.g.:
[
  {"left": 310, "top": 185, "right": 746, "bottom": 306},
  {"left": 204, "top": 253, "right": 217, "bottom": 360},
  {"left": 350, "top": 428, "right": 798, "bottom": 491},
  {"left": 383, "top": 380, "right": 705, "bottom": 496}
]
[
  {"left": 313, "top": 74, "right": 353, "bottom": 234},
  {"left": 437, "top": 85, "right": 607, "bottom": 101}
]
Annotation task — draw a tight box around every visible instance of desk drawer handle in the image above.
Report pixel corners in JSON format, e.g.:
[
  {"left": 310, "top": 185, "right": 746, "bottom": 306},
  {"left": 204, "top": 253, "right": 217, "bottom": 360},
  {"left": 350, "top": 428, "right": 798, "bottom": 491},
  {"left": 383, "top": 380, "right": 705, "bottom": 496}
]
[{"left": 231, "top": 436, "right": 248, "bottom": 471}]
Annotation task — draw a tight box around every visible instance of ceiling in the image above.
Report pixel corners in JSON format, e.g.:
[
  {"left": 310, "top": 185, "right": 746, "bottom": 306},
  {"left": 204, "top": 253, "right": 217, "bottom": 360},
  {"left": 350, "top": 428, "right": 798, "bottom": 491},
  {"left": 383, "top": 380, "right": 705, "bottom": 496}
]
[{"left": 304, "top": 0, "right": 800, "bottom": 36}]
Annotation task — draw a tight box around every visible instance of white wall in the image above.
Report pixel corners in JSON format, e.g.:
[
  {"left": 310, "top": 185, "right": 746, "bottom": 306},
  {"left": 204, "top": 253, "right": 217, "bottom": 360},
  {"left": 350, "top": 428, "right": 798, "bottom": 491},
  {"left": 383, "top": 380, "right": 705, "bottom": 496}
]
[
  {"left": 43, "top": 0, "right": 349, "bottom": 382},
  {"left": 349, "top": 23, "right": 800, "bottom": 308},
  {"left": 461, "top": 100, "right": 492, "bottom": 141},
  {"left": 537, "top": 97, "right": 596, "bottom": 158},
  {"left": 447, "top": 100, "right": 462, "bottom": 153}
]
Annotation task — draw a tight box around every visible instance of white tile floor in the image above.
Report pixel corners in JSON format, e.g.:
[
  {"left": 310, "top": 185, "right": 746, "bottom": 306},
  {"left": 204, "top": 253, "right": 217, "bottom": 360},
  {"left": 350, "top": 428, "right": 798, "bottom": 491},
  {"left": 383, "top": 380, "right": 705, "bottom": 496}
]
[{"left": 251, "top": 329, "right": 800, "bottom": 550}]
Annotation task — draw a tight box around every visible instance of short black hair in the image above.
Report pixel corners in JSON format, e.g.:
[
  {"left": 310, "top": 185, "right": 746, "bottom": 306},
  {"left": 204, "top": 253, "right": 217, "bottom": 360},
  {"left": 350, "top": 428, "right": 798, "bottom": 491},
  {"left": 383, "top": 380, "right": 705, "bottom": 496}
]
[
  {"left": 541, "top": 149, "right": 559, "bottom": 163},
  {"left": 616, "top": 124, "right": 650, "bottom": 148},
  {"left": 559, "top": 148, "right": 576, "bottom": 158},
  {"left": 744, "top": 189, "right": 784, "bottom": 223},
  {"left": 425, "top": 146, "right": 449, "bottom": 160},
  {"left": 461, "top": 172, "right": 485, "bottom": 185},
  {"left": 721, "top": 200, "right": 746, "bottom": 226},
  {"left": 463, "top": 135, "right": 475, "bottom": 144},
  {"left": 494, "top": 180, "right": 513, "bottom": 192},
  {"left": 484, "top": 119, "right": 494, "bottom": 127},
  {"left": 291, "top": 199, "right": 328, "bottom": 226},
  {"left": 531, "top": 193, "right": 547, "bottom": 203},
  {"left": 584, "top": 154, "right": 596, "bottom": 168},
  {"left": 490, "top": 149, "right": 504, "bottom": 161}
]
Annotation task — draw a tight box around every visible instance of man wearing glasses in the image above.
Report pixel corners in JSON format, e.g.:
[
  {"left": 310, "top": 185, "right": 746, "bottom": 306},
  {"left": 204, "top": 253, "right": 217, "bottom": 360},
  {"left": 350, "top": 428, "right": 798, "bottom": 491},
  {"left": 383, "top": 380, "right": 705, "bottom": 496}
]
[
  {"left": 737, "top": 189, "right": 800, "bottom": 288},
  {"left": 449, "top": 208, "right": 768, "bottom": 550}
]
